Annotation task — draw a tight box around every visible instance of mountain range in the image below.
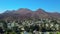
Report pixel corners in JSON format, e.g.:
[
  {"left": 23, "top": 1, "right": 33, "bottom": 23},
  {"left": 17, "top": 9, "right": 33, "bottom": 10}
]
[{"left": 0, "top": 8, "right": 60, "bottom": 21}]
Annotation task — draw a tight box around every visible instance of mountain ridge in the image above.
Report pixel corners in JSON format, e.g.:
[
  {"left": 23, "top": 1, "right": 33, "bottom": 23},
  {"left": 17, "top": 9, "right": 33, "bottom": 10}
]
[{"left": 0, "top": 8, "right": 60, "bottom": 21}]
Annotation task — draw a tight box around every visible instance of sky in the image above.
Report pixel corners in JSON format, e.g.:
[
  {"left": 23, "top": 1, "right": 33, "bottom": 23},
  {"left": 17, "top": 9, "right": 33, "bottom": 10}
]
[{"left": 0, "top": 0, "right": 60, "bottom": 13}]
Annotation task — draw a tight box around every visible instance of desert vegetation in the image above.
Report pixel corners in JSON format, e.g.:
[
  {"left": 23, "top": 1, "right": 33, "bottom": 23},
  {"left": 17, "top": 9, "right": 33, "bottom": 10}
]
[{"left": 0, "top": 18, "right": 60, "bottom": 34}]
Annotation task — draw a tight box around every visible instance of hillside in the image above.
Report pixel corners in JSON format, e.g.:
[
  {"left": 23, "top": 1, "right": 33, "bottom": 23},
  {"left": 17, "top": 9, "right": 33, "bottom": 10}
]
[{"left": 0, "top": 8, "right": 60, "bottom": 22}]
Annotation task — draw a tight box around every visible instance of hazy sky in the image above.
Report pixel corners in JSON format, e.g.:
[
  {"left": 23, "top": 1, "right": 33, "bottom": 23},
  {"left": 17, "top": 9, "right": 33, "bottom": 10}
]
[{"left": 0, "top": 0, "right": 60, "bottom": 13}]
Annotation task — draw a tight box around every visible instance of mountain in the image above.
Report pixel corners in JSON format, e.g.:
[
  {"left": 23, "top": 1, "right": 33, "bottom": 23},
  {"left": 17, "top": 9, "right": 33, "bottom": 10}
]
[
  {"left": 0, "top": 8, "right": 60, "bottom": 22},
  {"left": 48, "top": 12, "right": 60, "bottom": 20},
  {"left": 34, "top": 9, "right": 50, "bottom": 19},
  {"left": 14, "top": 8, "right": 32, "bottom": 14},
  {"left": 14, "top": 8, "right": 33, "bottom": 20}
]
